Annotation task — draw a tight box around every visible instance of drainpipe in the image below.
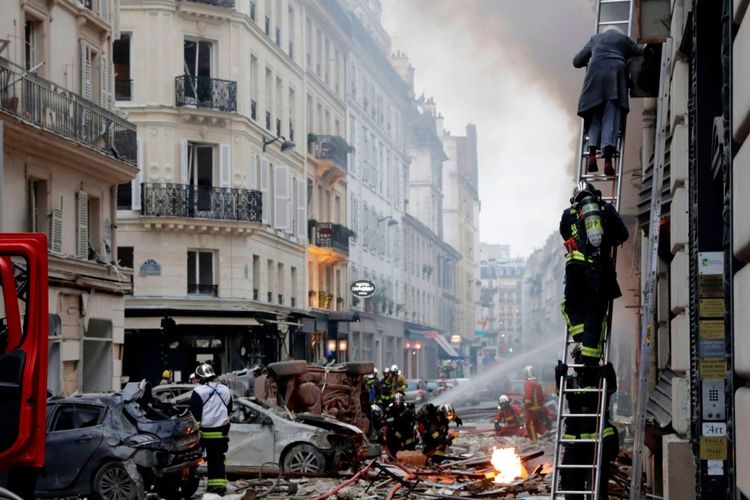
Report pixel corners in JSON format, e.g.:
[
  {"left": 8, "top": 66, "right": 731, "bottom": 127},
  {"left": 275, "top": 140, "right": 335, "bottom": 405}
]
[{"left": 0, "top": 120, "right": 4, "bottom": 232}]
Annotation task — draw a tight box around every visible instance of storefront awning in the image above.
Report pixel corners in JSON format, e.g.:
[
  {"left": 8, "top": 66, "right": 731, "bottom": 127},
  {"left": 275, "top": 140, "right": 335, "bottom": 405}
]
[
  {"left": 124, "top": 317, "right": 162, "bottom": 330},
  {"left": 172, "top": 316, "right": 260, "bottom": 326},
  {"left": 430, "top": 332, "right": 462, "bottom": 359}
]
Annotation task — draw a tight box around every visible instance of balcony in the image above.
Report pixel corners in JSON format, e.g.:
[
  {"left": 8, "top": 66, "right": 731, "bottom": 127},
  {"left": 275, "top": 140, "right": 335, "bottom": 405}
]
[
  {"left": 308, "top": 221, "right": 350, "bottom": 264},
  {"left": 175, "top": 75, "right": 237, "bottom": 112},
  {"left": 141, "top": 183, "right": 262, "bottom": 222},
  {"left": 0, "top": 57, "right": 136, "bottom": 164},
  {"left": 188, "top": 283, "right": 219, "bottom": 296},
  {"left": 178, "top": 0, "right": 235, "bottom": 7},
  {"left": 308, "top": 134, "right": 350, "bottom": 182}
]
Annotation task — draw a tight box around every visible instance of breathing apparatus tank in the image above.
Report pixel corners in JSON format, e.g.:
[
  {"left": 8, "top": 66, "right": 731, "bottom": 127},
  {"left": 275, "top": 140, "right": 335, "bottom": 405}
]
[{"left": 579, "top": 194, "right": 604, "bottom": 249}]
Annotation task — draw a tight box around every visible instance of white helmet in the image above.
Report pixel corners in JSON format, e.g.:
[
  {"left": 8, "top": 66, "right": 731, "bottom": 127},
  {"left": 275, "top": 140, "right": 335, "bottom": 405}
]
[
  {"left": 498, "top": 395, "right": 509, "bottom": 404},
  {"left": 524, "top": 365, "right": 536, "bottom": 379},
  {"left": 391, "top": 364, "right": 398, "bottom": 372},
  {"left": 374, "top": 367, "right": 379, "bottom": 375},
  {"left": 195, "top": 363, "right": 216, "bottom": 381},
  {"left": 383, "top": 367, "right": 391, "bottom": 375}
]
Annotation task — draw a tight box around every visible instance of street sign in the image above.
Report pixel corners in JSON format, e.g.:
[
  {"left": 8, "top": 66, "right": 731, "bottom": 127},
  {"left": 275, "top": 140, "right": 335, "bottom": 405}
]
[{"left": 350, "top": 280, "right": 376, "bottom": 298}]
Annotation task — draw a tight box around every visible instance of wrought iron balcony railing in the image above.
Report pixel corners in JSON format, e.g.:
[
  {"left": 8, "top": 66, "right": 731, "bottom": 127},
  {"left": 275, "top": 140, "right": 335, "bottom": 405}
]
[
  {"left": 187, "top": 283, "right": 219, "bottom": 296},
  {"left": 308, "top": 134, "right": 349, "bottom": 171},
  {"left": 178, "top": 0, "right": 235, "bottom": 7},
  {"left": 0, "top": 57, "right": 137, "bottom": 164},
  {"left": 141, "top": 183, "right": 262, "bottom": 222},
  {"left": 309, "top": 221, "right": 350, "bottom": 256},
  {"left": 175, "top": 75, "right": 237, "bottom": 112}
]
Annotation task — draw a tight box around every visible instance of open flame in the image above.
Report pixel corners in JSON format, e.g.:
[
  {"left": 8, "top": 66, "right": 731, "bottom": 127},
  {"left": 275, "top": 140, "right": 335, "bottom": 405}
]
[{"left": 490, "top": 447, "right": 527, "bottom": 484}]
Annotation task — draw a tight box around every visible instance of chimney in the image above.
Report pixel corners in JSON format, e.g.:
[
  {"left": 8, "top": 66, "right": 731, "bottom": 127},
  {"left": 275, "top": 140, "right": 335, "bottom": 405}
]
[{"left": 391, "top": 50, "right": 415, "bottom": 92}]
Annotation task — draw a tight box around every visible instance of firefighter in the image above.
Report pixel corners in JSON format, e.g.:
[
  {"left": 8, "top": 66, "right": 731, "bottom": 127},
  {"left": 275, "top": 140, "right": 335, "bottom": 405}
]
[
  {"left": 366, "top": 371, "right": 382, "bottom": 404},
  {"left": 160, "top": 369, "right": 172, "bottom": 385},
  {"left": 190, "top": 363, "right": 233, "bottom": 495},
  {"left": 523, "top": 366, "right": 547, "bottom": 442},
  {"left": 556, "top": 354, "right": 619, "bottom": 500},
  {"left": 494, "top": 395, "right": 524, "bottom": 436},
  {"left": 383, "top": 393, "right": 416, "bottom": 456},
  {"left": 391, "top": 364, "right": 408, "bottom": 393},
  {"left": 416, "top": 403, "right": 451, "bottom": 461},
  {"left": 378, "top": 366, "right": 393, "bottom": 406},
  {"left": 560, "top": 182, "right": 629, "bottom": 365}
]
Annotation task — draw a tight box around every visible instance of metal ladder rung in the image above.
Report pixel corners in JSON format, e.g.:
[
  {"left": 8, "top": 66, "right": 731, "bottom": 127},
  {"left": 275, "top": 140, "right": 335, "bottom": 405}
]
[
  {"left": 580, "top": 174, "right": 619, "bottom": 182},
  {"left": 567, "top": 364, "right": 605, "bottom": 370},
  {"left": 556, "top": 489, "right": 597, "bottom": 495},
  {"left": 562, "top": 413, "right": 602, "bottom": 418},
  {"left": 559, "top": 438, "right": 599, "bottom": 443},
  {"left": 562, "top": 387, "right": 603, "bottom": 394},
  {"left": 598, "top": 20, "right": 629, "bottom": 26},
  {"left": 555, "top": 464, "right": 598, "bottom": 469},
  {"left": 600, "top": 0, "right": 630, "bottom": 3}
]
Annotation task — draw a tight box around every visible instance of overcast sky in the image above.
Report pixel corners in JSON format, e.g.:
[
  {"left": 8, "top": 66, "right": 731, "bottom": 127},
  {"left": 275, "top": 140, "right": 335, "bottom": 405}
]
[{"left": 381, "top": 0, "right": 596, "bottom": 258}]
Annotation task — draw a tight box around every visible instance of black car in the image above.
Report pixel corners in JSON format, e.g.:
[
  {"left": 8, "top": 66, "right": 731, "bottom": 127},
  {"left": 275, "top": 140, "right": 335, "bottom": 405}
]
[{"left": 36, "top": 382, "right": 202, "bottom": 500}]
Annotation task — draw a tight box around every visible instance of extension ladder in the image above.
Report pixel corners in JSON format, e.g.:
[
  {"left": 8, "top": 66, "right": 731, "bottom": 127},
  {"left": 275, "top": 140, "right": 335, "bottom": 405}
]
[{"left": 550, "top": 1, "right": 634, "bottom": 498}]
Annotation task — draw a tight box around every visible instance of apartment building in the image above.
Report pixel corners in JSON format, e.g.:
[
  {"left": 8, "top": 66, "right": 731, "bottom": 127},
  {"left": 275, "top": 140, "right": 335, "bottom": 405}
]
[
  {"left": 441, "top": 124, "right": 481, "bottom": 370},
  {"left": 479, "top": 249, "right": 524, "bottom": 365},
  {"left": 337, "top": 0, "right": 412, "bottom": 373},
  {"left": 0, "top": 0, "right": 138, "bottom": 394},
  {"left": 115, "top": 0, "right": 308, "bottom": 382},
  {"left": 294, "top": 0, "right": 354, "bottom": 363}
]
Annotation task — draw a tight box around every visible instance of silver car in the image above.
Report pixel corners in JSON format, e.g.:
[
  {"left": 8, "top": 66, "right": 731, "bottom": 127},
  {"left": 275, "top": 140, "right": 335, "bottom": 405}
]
[{"left": 225, "top": 398, "right": 368, "bottom": 474}]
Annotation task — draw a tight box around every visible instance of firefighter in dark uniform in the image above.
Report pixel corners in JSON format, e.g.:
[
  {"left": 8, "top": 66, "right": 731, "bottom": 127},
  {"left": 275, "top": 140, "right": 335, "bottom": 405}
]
[
  {"left": 378, "top": 367, "right": 393, "bottom": 407},
  {"left": 560, "top": 181, "right": 628, "bottom": 365},
  {"left": 190, "top": 363, "right": 233, "bottom": 495},
  {"left": 383, "top": 393, "right": 416, "bottom": 456},
  {"left": 556, "top": 352, "right": 619, "bottom": 499},
  {"left": 417, "top": 403, "right": 462, "bottom": 462}
]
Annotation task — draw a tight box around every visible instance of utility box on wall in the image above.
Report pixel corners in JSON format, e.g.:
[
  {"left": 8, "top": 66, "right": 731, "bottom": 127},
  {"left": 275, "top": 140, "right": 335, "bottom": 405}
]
[{"left": 636, "top": 0, "right": 671, "bottom": 43}]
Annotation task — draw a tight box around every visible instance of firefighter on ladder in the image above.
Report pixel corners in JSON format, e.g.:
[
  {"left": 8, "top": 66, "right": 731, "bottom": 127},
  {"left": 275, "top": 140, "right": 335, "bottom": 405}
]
[
  {"left": 190, "top": 363, "right": 233, "bottom": 495},
  {"left": 523, "top": 366, "right": 547, "bottom": 442},
  {"left": 556, "top": 348, "right": 619, "bottom": 499},
  {"left": 560, "top": 181, "right": 629, "bottom": 365}
]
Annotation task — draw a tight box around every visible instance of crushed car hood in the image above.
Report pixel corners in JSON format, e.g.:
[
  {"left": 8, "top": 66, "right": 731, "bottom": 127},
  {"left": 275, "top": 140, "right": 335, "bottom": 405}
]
[{"left": 294, "top": 413, "right": 365, "bottom": 437}]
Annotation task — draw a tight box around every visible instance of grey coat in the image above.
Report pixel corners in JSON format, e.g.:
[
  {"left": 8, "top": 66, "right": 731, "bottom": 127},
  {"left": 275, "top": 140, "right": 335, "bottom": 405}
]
[{"left": 573, "top": 30, "right": 644, "bottom": 117}]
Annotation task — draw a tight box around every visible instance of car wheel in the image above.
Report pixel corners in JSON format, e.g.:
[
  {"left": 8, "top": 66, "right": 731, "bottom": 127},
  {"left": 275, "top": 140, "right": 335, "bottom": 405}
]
[
  {"left": 93, "top": 461, "right": 144, "bottom": 500},
  {"left": 344, "top": 362, "right": 374, "bottom": 375},
  {"left": 282, "top": 443, "right": 326, "bottom": 474},
  {"left": 268, "top": 360, "right": 308, "bottom": 377}
]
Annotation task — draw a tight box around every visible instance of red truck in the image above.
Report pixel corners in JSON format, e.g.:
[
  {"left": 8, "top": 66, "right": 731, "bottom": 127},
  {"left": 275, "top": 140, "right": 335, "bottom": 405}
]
[{"left": 0, "top": 234, "right": 49, "bottom": 498}]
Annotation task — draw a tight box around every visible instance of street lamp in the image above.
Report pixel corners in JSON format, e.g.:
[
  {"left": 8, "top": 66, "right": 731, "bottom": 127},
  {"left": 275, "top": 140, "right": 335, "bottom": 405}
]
[
  {"left": 377, "top": 215, "right": 398, "bottom": 226},
  {"left": 262, "top": 135, "right": 296, "bottom": 153}
]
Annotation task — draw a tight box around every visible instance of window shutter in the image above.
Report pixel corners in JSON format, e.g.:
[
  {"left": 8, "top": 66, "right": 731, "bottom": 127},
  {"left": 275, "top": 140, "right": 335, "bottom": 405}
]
[
  {"left": 249, "top": 153, "right": 258, "bottom": 189},
  {"left": 50, "top": 208, "right": 63, "bottom": 253},
  {"left": 260, "top": 159, "right": 270, "bottom": 225},
  {"left": 77, "top": 191, "right": 89, "bottom": 259},
  {"left": 286, "top": 168, "right": 293, "bottom": 234},
  {"left": 180, "top": 139, "right": 189, "bottom": 184},
  {"left": 100, "top": 54, "right": 111, "bottom": 110},
  {"left": 273, "top": 165, "right": 289, "bottom": 230},
  {"left": 80, "top": 41, "right": 92, "bottom": 100},
  {"left": 99, "top": 0, "right": 110, "bottom": 22},
  {"left": 132, "top": 137, "right": 144, "bottom": 210},
  {"left": 219, "top": 143, "right": 231, "bottom": 187},
  {"left": 296, "top": 178, "right": 306, "bottom": 241}
]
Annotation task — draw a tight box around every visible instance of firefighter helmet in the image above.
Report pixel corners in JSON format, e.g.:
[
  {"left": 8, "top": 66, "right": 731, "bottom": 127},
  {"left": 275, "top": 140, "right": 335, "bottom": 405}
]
[
  {"left": 524, "top": 365, "right": 536, "bottom": 379},
  {"left": 440, "top": 404, "right": 457, "bottom": 421},
  {"left": 391, "top": 364, "right": 399, "bottom": 373},
  {"left": 162, "top": 369, "right": 172, "bottom": 379},
  {"left": 195, "top": 363, "right": 216, "bottom": 380},
  {"left": 498, "top": 395, "right": 509, "bottom": 404},
  {"left": 394, "top": 393, "right": 405, "bottom": 406},
  {"left": 383, "top": 367, "right": 391, "bottom": 375},
  {"left": 572, "top": 181, "right": 596, "bottom": 203}
]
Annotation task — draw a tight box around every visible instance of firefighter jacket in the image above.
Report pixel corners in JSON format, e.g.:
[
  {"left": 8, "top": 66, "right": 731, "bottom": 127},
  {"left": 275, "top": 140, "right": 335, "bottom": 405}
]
[
  {"left": 190, "top": 381, "right": 233, "bottom": 430},
  {"left": 496, "top": 404, "right": 522, "bottom": 426},
  {"left": 559, "top": 200, "right": 629, "bottom": 300},
  {"left": 385, "top": 403, "right": 416, "bottom": 447},
  {"left": 416, "top": 404, "right": 451, "bottom": 453},
  {"left": 558, "top": 364, "right": 617, "bottom": 438},
  {"left": 523, "top": 378, "right": 545, "bottom": 411}
]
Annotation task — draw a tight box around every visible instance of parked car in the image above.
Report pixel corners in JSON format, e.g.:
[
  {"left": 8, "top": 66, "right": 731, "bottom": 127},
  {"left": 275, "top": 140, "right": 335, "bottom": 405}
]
[
  {"left": 36, "top": 381, "right": 202, "bottom": 500},
  {"left": 224, "top": 397, "right": 368, "bottom": 474},
  {"left": 404, "top": 379, "right": 430, "bottom": 404}
]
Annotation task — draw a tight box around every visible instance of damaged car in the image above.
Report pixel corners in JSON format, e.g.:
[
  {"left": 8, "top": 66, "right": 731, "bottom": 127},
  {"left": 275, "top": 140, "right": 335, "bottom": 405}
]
[
  {"left": 36, "top": 381, "right": 202, "bottom": 500},
  {"left": 225, "top": 397, "right": 368, "bottom": 475}
]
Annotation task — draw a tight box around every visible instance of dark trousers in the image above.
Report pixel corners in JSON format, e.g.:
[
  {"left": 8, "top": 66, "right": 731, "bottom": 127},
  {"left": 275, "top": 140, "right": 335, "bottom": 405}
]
[
  {"left": 562, "top": 263, "right": 608, "bottom": 361},
  {"left": 201, "top": 430, "right": 229, "bottom": 492},
  {"left": 560, "top": 432, "right": 618, "bottom": 499}
]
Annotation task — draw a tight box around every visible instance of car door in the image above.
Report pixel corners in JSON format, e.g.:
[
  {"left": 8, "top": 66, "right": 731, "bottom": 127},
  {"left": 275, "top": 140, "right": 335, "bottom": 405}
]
[
  {"left": 226, "top": 404, "right": 275, "bottom": 467},
  {"left": 39, "top": 403, "right": 105, "bottom": 492}
]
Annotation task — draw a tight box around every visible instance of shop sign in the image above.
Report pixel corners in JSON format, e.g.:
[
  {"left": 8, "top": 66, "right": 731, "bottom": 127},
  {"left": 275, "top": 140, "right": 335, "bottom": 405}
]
[{"left": 350, "top": 280, "right": 376, "bottom": 298}]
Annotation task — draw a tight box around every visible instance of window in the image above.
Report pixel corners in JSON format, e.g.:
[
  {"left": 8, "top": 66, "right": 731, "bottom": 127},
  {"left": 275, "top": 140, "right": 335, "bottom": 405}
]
[
  {"left": 277, "top": 263, "right": 284, "bottom": 304},
  {"left": 24, "top": 19, "right": 43, "bottom": 72},
  {"left": 118, "top": 247, "right": 134, "bottom": 269},
  {"left": 250, "top": 1, "right": 256, "bottom": 21},
  {"left": 183, "top": 39, "right": 212, "bottom": 104},
  {"left": 306, "top": 94, "right": 313, "bottom": 134},
  {"left": 187, "top": 142, "right": 215, "bottom": 210},
  {"left": 113, "top": 34, "right": 131, "bottom": 101},
  {"left": 288, "top": 6, "right": 295, "bottom": 59},
  {"left": 291, "top": 266, "right": 298, "bottom": 308},
  {"left": 187, "top": 250, "right": 216, "bottom": 295},
  {"left": 252, "top": 255, "right": 260, "bottom": 300},
  {"left": 51, "top": 405, "right": 102, "bottom": 432},
  {"left": 267, "top": 259, "right": 274, "bottom": 302},
  {"left": 28, "top": 179, "right": 48, "bottom": 233},
  {"left": 250, "top": 55, "right": 258, "bottom": 120}
]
